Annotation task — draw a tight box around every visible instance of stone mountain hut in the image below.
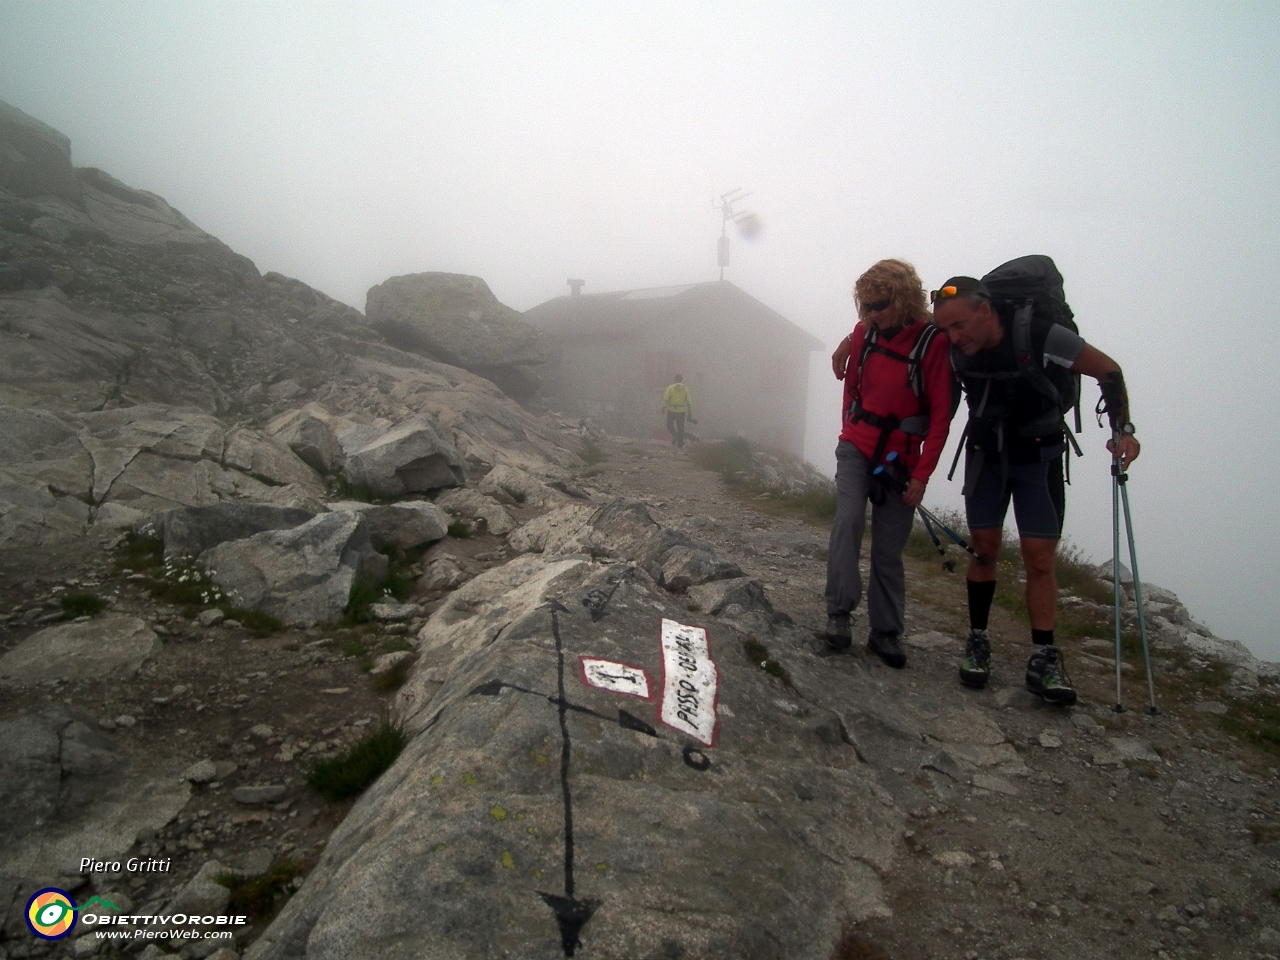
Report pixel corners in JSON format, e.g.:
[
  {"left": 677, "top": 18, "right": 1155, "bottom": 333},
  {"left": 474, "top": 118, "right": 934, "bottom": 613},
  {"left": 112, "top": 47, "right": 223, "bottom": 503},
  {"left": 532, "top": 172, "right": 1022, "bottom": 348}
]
[{"left": 523, "top": 280, "right": 822, "bottom": 457}]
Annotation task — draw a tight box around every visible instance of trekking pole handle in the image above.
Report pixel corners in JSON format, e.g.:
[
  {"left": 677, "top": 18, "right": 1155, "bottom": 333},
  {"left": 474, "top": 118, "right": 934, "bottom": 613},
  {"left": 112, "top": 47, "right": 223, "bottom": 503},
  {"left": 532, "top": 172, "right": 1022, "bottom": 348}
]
[{"left": 1109, "top": 428, "right": 1129, "bottom": 482}]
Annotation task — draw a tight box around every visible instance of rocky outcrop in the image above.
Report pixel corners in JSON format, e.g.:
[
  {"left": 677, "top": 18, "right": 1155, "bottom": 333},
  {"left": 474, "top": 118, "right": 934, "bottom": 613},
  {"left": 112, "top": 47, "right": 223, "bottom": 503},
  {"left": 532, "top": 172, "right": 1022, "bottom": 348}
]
[
  {"left": 476, "top": 463, "right": 565, "bottom": 508},
  {"left": 200, "top": 512, "right": 387, "bottom": 627},
  {"left": 265, "top": 404, "right": 345, "bottom": 475},
  {"left": 0, "top": 99, "right": 83, "bottom": 205},
  {"left": 138, "top": 503, "right": 317, "bottom": 560},
  {"left": 327, "top": 500, "right": 449, "bottom": 552},
  {"left": 0, "top": 404, "right": 326, "bottom": 548},
  {"left": 0, "top": 615, "right": 160, "bottom": 685},
  {"left": 365, "top": 272, "right": 546, "bottom": 398},
  {"left": 1090, "top": 563, "right": 1280, "bottom": 692},
  {"left": 248, "top": 556, "right": 897, "bottom": 960},
  {"left": 0, "top": 705, "right": 189, "bottom": 930},
  {"left": 433, "top": 487, "right": 517, "bottom": 536},
  {"left": 508, "top": 498, "right": 744, "bottom": 592},
  {"left": 338, "top": 415, "right": 467, "bottom": 498}
]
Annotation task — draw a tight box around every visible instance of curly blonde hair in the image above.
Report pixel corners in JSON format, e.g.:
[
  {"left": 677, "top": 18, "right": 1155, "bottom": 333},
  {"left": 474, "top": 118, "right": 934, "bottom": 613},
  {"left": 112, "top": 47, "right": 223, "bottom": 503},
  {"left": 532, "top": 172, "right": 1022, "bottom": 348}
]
[{"left": 853, "top": 259, "right": 930, "bottom": 327}]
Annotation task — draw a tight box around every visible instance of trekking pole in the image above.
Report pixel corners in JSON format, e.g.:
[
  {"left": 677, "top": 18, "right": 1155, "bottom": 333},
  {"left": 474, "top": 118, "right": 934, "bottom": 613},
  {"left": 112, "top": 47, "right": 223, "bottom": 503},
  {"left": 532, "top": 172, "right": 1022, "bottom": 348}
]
[
  {"left": 915, "top": 508, "right": 958, "bottom": 571},
  {"left": 1111, "top": 460, "right": 1124, "bottom": 712},
  {"left": 1111, "top": 442, "right": 1159, "bottom": 715},
  {"left": 917, "top": 505, "right": 980, "bottom": 561},
  {"left": 874, "top": 454, "right": 983, "bottom": 564},
  {"left": 918, "top": 508, "right": 945, "bottom": 556}
]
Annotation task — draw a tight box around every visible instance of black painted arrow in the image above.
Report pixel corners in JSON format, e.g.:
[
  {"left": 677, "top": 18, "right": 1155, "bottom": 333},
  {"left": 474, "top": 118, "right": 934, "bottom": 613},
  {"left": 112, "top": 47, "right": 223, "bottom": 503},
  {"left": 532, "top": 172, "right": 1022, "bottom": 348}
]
[
  {"left": 535, "top": 601, "right": 601, "bottom": 957},
  {"left": 464, "top": 591, "right": 708, "bottom": 957}
]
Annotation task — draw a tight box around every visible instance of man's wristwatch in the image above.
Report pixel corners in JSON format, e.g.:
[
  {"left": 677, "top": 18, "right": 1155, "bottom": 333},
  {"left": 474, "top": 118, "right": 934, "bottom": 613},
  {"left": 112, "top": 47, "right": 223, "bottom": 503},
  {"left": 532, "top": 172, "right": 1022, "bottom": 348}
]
[{"left": 1119, "top": 422, "right": 1136, "bottom": 437}]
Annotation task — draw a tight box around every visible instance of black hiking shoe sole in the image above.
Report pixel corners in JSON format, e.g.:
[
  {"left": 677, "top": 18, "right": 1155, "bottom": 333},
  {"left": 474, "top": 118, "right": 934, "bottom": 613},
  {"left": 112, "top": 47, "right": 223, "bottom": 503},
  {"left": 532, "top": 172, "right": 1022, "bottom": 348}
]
[
  {"left": 1026, "top": 682, "right": 1078, "bottom": 706},
  {"left": 959, "top": 667, "right": 989, "bottom": 689}
]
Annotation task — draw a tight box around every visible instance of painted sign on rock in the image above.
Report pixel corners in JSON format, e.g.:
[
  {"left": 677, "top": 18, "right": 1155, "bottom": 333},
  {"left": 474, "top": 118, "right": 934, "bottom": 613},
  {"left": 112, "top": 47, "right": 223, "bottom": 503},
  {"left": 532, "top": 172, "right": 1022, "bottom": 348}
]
[
  {"left": 578, "top": 657, "right": 652, "bottom": 700},
  {"left": 659, "top": 618, "right": 718, "bottom": 746}
]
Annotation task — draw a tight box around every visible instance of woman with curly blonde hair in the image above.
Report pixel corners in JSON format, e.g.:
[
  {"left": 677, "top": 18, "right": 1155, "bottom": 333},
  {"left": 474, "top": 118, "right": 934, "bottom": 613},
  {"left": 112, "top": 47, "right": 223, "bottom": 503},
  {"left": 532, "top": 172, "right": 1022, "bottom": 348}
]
[{"left": 823, "top": 259, "right": 954, "bottom": 667}]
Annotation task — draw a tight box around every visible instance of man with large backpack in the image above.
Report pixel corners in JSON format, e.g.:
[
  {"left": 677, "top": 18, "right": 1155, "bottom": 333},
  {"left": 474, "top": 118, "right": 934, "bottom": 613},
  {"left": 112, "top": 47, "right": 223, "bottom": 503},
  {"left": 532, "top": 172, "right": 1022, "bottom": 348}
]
[{"left": 931, "top": 257, "right": 1140, "bottom": 705}]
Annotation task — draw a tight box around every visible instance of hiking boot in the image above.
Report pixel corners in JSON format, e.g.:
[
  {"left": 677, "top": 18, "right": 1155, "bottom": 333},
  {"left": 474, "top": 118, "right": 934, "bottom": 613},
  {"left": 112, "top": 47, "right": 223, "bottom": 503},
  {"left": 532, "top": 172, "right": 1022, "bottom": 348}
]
[
  {"left": 959, "top": 628, "right": 991, "bottom": 689},
  {"left": 867, "top": 630, "right": 906, "bottom": 669},
  {"left": 1025, "top": 645, "right": 1077, "bottom": 706},
  {"left": 824, "top": 614, "right": 852, "bottom": 652}
]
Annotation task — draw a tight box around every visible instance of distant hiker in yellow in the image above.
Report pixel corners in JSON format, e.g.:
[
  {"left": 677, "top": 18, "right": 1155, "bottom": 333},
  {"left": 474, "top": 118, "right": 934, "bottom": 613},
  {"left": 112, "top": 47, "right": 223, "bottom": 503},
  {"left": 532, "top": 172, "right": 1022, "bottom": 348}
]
[{"left": 662, "top": 374, "right": 693, "bottom": 449}]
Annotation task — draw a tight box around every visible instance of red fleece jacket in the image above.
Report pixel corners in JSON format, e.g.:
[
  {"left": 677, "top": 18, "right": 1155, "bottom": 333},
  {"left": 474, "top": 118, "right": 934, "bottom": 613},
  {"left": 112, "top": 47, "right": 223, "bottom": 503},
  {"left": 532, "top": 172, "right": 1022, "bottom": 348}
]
[{"left": 839, "top": 320, "right": 954, "bottom": 484}]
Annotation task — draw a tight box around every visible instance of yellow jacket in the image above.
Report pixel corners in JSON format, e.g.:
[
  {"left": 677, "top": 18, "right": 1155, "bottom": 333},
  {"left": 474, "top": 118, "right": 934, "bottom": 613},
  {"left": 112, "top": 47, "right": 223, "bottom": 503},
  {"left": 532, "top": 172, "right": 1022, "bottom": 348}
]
[{"left": 662, "top": 383, "right": 692, "bottom": 414}]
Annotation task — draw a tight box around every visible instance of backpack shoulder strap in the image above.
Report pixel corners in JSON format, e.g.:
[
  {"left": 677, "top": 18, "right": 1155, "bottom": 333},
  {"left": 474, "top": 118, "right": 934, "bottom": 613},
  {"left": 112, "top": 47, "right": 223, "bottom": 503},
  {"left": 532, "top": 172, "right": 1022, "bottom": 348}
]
[
  {"left": 856, "top": 327, "right": 877, "bottom": 380},
  {"left": 1011, "top": 302, "right": 1063, "bottom": 408},
  {"left": 906, "top": 324, "right": 942, "bottom": 399}
]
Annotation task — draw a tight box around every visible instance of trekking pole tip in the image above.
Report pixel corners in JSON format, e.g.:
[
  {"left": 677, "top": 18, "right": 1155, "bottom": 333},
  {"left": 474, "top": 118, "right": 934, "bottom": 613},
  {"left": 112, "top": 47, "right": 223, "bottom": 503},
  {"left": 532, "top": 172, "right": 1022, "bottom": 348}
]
[
  {"left": 1113, "top": 703, "right": 1126, "bottom": 714},
  {"left": 1147, "top": 706, "right": 1160, "bottom": 716}
]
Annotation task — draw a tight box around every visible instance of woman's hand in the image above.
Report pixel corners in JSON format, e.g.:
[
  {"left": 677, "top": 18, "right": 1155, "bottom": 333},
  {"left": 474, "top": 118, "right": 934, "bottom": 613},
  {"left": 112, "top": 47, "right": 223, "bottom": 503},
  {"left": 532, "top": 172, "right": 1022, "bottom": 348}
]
[
  {"left": 831, "top": 335, "right": 852, "bottom": 380},
  {"left": 902, "top": 478, "right": 926, "bottom": 508}
]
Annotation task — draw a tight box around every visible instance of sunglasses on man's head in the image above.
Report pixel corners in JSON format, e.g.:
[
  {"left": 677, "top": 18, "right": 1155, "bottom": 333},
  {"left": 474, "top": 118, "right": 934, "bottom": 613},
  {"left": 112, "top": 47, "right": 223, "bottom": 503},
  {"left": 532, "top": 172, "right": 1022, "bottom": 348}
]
[
  {"left": 859, "top": 298, "right": 892, "bottom": 314},
  {"left": 929, "top": 286, "right": 957, "bottom": 305}
]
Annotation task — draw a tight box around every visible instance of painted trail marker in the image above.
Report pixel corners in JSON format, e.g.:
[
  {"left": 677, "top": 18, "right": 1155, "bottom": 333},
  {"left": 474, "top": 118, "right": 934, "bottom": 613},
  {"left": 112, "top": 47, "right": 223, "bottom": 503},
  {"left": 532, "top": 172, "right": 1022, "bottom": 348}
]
[
  {"left": 578, "top": 657, "right": 651, "bottom": 700},
  {"left": 659, "top": 618, "right": 719, "bottom": 746}
]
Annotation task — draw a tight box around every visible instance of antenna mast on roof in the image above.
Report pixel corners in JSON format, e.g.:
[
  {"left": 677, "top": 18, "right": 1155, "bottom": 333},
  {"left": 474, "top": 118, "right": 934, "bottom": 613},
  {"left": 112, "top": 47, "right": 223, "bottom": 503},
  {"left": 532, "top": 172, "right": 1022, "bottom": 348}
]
[{"left": 715, "top": 188, "right": 762, "bottom": 281}]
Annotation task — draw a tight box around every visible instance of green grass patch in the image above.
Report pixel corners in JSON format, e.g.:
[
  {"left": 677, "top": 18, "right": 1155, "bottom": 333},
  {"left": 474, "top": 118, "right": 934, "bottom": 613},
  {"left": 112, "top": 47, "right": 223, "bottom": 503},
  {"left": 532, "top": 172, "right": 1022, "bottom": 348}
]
[
  {"left": 1218, "top": 692, "right": 1280, "bottom": 757},
  {"left": 689, "top": 436, "right": 754, "bottom": 476},
  {"left": 330, "top": 476, "right": 373, "bottom": 502},
  {"left": 146, "top": 557, "right": 229, "bottom": 608},
  {"left": 115, "top": 533, "right": 164, "bottom": 572},
  {"left": 1057, "top": 539, "right": 1114, "bottom": 605},
  {"left": 215, "top": 861, "right": 302, "bottom": 920},
  {"left": 578, "top": 441, "right": 608, "bottom": 465},
  {"left": 340, "top": 637, "right": 370, "bottom": 659},
  {"left": 219, "top": 606, "right": 285, "bottom": 637},
  {"left": 380, "top": 545, "right": 422, "bottom": 602},
  {"left": 60, "top": 593, "right": 107, "bottom": 619},
  {"left": 372, "top": 660, "right": 412, "bottom": 692},
  {"left": 742, "top": 638, "right": 793, "bottom": 689},
  {"left": 447, "top": 519, "right": 472, "bottom": 539},
  {"left": 307, "top": 720, "right": 406, "bottom": 802},
  {"left": 691, "top": 437, "right": 836, "bottom": 525},
  {"left": 343, "top": 571, "right": 388, "bottom": 625},
  {"left": 499, "top": 484, "right": 528, "bottom": 504}
]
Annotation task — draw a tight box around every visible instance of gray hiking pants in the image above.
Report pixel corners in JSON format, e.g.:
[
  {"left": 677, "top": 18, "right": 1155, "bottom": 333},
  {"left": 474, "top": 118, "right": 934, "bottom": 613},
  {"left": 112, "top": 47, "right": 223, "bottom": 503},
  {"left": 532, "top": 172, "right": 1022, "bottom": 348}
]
[{"left": 824, "top": 440, "right": 915, "bottom": 636}]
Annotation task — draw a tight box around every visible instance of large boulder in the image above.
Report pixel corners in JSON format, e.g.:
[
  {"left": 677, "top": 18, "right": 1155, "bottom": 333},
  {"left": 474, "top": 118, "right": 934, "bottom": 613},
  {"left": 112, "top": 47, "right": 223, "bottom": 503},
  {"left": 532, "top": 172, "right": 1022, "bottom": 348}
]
[
  {"left": 0, "top": 616, "right": 160, "bottom": 685},
  {"left": 327, "top": 500, "right": 449, "bottom": 551},
  {"left": 365, "top": 273, "right": 546, "bottom": 398},
  {"left": 264, "top": 404, "right": 344, "bottom": 474},
  {"left": 200, "top": 512, "right": 387, "bottom": 626},
  {"left": 137, "top": 503, "right": 317, "bottom": 560},
  {"left": 476, "top": 463, "right": 564, "bottom": 508},
  {"left": 340, "top": 415, "right": 467, "bottom": 498},
  {"left": 508, "top": 498, "right": 744, "bottom": 592},
  {"left": 433, "top": 487, "right": 516, "bottom": 535},
  {"left": 0, "top": 470, "right": 91, "bottom": 546}
]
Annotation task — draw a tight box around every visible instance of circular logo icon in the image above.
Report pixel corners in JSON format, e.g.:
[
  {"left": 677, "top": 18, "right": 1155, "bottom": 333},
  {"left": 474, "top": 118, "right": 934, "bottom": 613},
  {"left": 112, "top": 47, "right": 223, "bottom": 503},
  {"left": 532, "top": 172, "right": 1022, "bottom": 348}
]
[{"left": 26, "top": 888, "right": 77, "bottom": 940}]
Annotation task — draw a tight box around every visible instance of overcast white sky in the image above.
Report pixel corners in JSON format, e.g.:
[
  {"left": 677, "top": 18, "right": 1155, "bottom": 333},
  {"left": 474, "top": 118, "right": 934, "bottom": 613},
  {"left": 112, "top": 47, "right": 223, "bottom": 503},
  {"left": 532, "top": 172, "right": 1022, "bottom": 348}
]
[{"left": 3, "top": 1, "right": 1278, "bottom": 660}]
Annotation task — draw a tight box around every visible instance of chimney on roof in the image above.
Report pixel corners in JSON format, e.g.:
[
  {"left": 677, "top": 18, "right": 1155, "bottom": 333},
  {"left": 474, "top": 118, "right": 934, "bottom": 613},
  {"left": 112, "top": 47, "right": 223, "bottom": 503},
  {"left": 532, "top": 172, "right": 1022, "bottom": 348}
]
[{"left": 567, "top": 278, "right": 585, "bottom": 296}]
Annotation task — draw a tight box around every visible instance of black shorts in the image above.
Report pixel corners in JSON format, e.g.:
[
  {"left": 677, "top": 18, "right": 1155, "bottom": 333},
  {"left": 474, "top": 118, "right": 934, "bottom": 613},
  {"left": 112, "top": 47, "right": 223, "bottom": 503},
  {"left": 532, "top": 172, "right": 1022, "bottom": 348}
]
[{"left": 965, "top": 455, "right": 1065, "bottom": 540}]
